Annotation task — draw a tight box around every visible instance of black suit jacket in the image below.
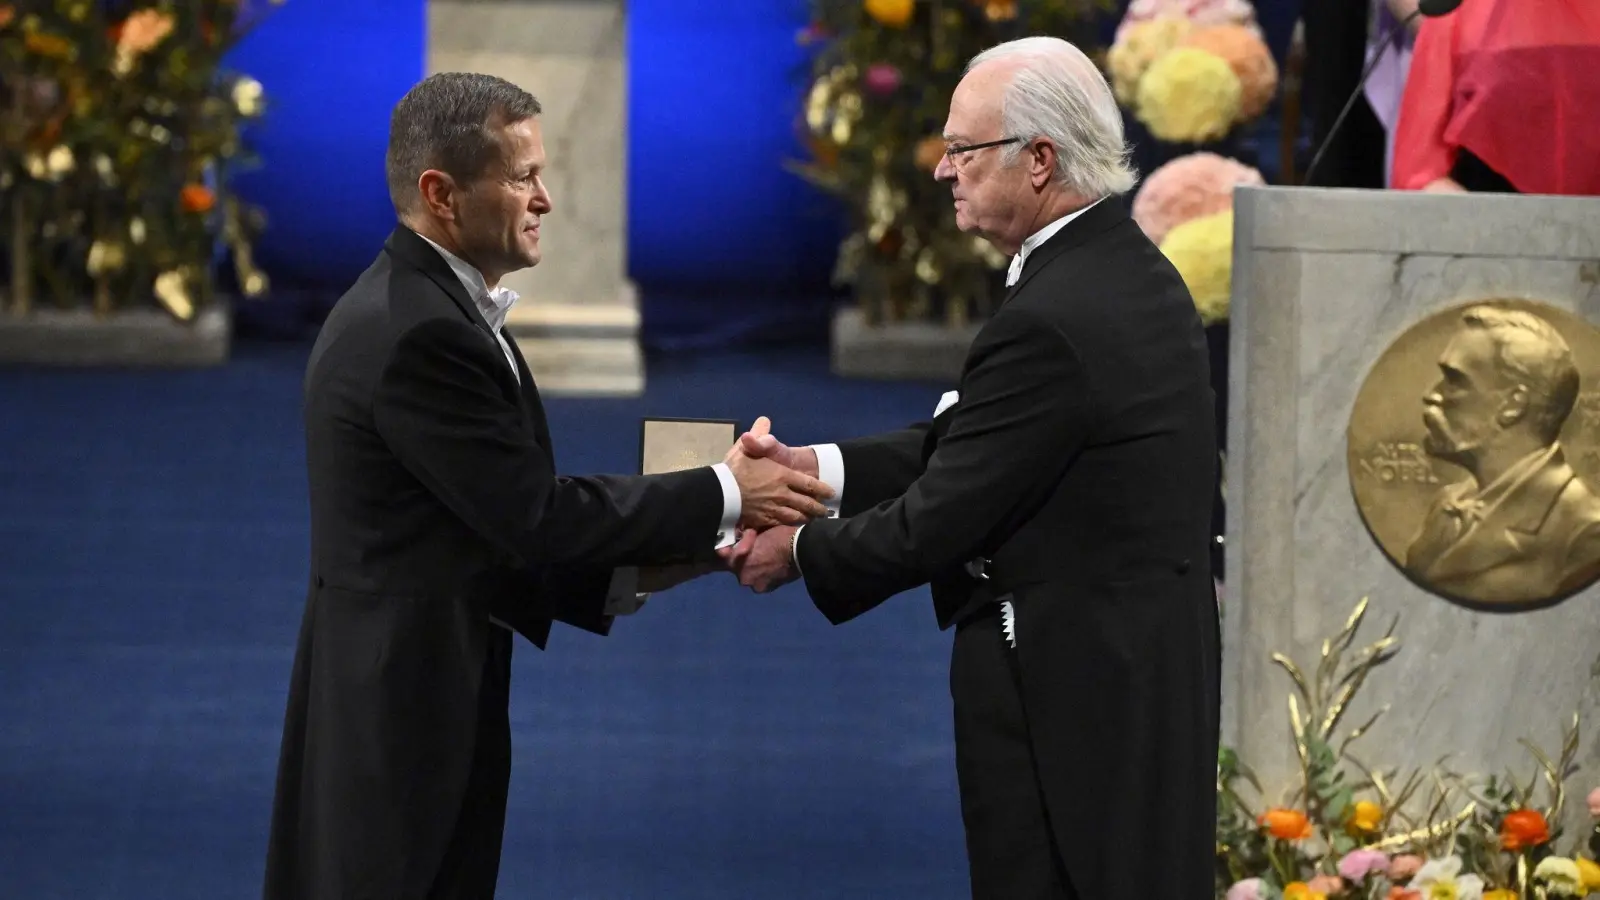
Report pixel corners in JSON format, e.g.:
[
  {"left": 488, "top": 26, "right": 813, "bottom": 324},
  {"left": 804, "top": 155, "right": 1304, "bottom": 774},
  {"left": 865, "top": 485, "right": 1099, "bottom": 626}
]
[
  {"left": 794, "top": 199, "right": 1220, "bottom": 899},
  {"left": 263, "top": 226, "right": 725, "bottom": 899}
]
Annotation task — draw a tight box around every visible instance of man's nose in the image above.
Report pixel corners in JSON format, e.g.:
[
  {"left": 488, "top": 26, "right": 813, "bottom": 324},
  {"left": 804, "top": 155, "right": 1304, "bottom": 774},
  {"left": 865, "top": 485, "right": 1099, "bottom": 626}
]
[{"left": 933, "top": 155, "right": 955, "bottom": 182}]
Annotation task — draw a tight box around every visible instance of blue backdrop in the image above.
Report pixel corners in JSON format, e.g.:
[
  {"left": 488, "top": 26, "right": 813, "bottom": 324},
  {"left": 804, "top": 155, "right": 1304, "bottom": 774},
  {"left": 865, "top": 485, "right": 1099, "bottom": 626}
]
[{"left": 224, "top": 0, "right": 844, "bottom": 345}]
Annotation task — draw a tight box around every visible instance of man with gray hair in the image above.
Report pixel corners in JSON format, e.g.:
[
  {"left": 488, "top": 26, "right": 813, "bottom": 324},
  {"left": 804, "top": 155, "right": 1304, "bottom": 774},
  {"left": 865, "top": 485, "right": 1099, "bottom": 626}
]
[
  {"left": 262, "top": 72, "right": 831, "bottom": 899},
  {"left": 725, "top": 37, "right": 1219, "bottom": 899}
]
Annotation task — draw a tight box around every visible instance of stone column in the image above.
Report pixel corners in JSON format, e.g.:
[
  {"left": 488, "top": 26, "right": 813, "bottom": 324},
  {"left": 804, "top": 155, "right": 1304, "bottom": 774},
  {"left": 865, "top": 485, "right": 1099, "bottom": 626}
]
[{"left": 428, "top": 0, "right": 642, "bottom": 395}]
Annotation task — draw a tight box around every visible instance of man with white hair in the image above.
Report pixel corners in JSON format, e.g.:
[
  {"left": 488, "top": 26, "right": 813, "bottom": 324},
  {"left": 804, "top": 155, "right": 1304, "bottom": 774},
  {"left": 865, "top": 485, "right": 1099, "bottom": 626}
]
[{"left": 724, "top": 37, "right": 1219, "bottom": 899}]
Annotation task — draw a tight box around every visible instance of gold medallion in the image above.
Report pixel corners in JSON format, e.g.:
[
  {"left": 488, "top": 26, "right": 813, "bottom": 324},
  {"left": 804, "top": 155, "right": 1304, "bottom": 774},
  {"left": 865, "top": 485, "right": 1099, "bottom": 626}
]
[{"left": 1348, "top": 299, "right": 1600, "bottom": 611}]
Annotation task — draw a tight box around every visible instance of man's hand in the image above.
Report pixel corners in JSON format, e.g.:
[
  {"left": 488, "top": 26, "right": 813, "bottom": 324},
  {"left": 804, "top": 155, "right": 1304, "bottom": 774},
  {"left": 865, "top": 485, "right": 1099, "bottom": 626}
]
[
  {"left": 733, "top": 417, "right": 819, "bottom": 478},
  {"left": 725, "top": 417, "right": 832, "bottom": 529},
  {"left": 1423, "top": 176, "right": 1467, "bottom": 193},
  {"left": 718, "top": 524, "right": 799, "bottom": 593}
]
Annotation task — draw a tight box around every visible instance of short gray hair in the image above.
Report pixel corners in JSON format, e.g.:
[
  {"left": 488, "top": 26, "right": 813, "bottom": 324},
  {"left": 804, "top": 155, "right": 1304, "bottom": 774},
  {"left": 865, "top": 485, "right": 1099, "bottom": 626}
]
[
  {"left": 386, "top": 72, "right": 542, "bottom": 215},
  {"left": 1460, "top": 305, "right": 1580, "bottom": 442},
  {"left": 966, "top": 37, "right": 1138, "bottom": 199}
]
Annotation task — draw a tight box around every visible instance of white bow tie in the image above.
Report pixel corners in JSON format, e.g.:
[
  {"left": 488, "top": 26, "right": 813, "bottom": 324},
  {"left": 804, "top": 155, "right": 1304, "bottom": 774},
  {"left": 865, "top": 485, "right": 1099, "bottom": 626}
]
[{"left": 481, "top": 286, "right": 518, "bottom": 333}]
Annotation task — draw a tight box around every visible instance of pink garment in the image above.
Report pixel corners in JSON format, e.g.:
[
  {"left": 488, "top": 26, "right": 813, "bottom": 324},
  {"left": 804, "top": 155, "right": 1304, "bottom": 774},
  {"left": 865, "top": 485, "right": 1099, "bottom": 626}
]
[{"left": 1392, "top": 0, "right": 1600, "bottom": 195}]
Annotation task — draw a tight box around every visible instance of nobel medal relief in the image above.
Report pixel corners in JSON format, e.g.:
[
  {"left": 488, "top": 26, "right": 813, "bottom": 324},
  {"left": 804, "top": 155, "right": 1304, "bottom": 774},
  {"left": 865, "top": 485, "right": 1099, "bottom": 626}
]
[{"left": 1348, "top": 299, "right": 1600, "bottom": 610}]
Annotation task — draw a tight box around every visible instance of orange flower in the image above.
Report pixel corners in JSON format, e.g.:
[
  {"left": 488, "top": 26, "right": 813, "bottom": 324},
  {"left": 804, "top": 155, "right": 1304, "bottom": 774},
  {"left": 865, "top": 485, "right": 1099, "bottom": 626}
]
[
  {"left": 1500, "top": 808, "right": 1550, "bottom": 850},
  {"left": 1483, "top": 890, "right": 1518, "bottom": 900},
  {"left": 864, "top": 0, "right": 914, "bottom": 28},
  {"left": 1284, "top": 883, "right": 1326, "bottom": 900},
  {"left": 1386, "top": 889, "right": 1422, "bottom": 900},
  {"left": 0, "top": 6, "right": 15, "bottom": 28},
  {"left": 1259, "top": 807, "right": 1313, "bottom": 840},
  {"left": 982, "top": 0, "right": 1018, "bottom": 21},
  {"left": 180, "top": 185, "right": 215, "bottom": 214}
]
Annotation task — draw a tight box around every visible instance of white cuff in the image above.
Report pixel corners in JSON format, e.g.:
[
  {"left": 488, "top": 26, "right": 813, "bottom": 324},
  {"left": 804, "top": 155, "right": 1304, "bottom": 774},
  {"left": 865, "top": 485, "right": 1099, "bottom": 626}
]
[
  {"left": 792, "top": 524, "right": 806, "bottom": 578},
  {"left": 603, "top": 566, "right": 648, "bottom": 616},
  {"left": 710, "top": 462, "right": 741, "bottom": 549},
  {"left": 809, "top": 443, "right": 844, "bottom": 517}
]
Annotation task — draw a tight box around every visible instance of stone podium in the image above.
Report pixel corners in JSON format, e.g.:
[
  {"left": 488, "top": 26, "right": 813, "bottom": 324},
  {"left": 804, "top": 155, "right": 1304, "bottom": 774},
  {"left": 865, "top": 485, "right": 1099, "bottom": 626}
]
[
  {"left": 1223, "top": 186, "right": 1600, "bottom": 838},
  {"left": 428, "top": 0, "right": 642, "bottom": 395}
]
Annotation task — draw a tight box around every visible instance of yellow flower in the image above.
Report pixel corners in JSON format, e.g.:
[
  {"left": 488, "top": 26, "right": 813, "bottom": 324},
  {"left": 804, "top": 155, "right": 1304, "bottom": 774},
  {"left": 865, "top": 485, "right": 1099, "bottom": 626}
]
[
  {"left": 1135, "top": 47, "right": 1242, "bottom": 144},
  {"left": 1106, "top": 16, "right": 1192, "bottom": 104},
  {"left": 1159, "top": 209, "right": 1233, "bottom": 325},
  {"left": 1348, "top": 799, "right": 1383, "bottom": 833},
  {"left": 1483, "top": 891, "right": 1518, "bottom": 900},
  {"left": 1284, "top": 883, "right": 1327, "bottom": 900},
  {"left": 1576, "top": 857, "right": 1600, "bottom": 891}
]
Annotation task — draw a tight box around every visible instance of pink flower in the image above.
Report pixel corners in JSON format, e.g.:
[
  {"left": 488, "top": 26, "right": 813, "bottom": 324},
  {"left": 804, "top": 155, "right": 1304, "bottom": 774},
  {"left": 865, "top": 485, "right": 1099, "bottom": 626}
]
[
  {"left": 1130, "top": 151, "right": 1263, "bottom": 244},
  {"left": 1389, "top": 854, "right": 1425, "bottom": 882},
  {"left": 1587, "top": 786, "right": 1600, "bottom": 817},
  {"left": 1226, "top": 878, "right": 1267, "bottom": 900},
  {"left": 1308, "top": 874, "right": 1346, "bottom": 895},
  {"left": 863, "top": 63, "right": 902, "bottom": 96},
  {"left": 1340, "top": 848, "right": 1391, "bottom": 882}
]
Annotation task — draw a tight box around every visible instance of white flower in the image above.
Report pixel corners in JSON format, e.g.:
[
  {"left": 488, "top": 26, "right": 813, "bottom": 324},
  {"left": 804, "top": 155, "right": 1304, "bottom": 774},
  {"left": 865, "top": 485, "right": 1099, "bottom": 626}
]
[
  {"left": 129, "top": 218, "right": 147, "bottom": 245},
  {"left": 153, "top": 270, "right": 194, "bottom": 320},
  {"left": 24, "top": 145, "right": 75, "bottom": 182},
  {"left": 1412, "top": 856, "right": 1484, "bottom": 900},
  {"left": 1534, "top": 857, "right": 1585, "bottom": 897},
  {"left": 232, "top": 77, "right": 264, "bottom": 116},
  {"left": 86, "top": 241, "right": 127, "bottom": 276},
  {"left": 242, "top": 271, "right": 268, "bottom": 297}
]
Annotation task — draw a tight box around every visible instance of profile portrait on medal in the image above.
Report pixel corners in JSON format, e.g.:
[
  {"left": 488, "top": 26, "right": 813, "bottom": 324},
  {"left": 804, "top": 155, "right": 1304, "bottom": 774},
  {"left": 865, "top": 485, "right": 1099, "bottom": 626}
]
[{"left": 1393, "top": 304, "right": 1600, "bottom": 607}]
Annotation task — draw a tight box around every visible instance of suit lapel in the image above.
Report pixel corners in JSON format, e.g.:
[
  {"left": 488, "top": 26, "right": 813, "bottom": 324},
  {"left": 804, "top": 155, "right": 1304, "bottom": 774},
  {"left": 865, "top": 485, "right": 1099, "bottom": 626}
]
[
  {"left": 503, "top": 329, "right": 554, "bottom": 461},
  {"left": 383, "top": 226, "right": 498, "bottom": 338}
]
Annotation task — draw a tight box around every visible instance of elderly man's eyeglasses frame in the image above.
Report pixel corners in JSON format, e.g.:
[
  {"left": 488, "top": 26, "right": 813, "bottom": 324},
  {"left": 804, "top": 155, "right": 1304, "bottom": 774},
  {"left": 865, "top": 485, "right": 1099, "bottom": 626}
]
[{"left": 945, "top": 136, "right": 1022, "bottom": 162}]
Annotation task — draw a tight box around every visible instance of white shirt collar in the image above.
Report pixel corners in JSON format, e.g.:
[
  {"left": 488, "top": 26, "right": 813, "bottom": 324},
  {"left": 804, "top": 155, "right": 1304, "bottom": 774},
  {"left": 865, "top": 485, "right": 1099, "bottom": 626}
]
[
  {"left": 415, "top": 232, "right": 519, "bottom": 334},
  {"left": 1006, "top": 198, "right": 1103, "bottom": 287}
]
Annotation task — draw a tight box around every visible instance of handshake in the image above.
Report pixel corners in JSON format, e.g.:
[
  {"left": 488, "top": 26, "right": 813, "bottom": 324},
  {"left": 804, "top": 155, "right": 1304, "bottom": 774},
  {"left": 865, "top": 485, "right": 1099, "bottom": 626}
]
[{"left": 639, "top": 417, "right": 832, "bottom": 595}]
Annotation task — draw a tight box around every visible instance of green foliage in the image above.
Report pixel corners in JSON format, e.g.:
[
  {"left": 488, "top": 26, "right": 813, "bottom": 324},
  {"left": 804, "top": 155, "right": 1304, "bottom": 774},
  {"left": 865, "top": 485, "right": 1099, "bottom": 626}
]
[
  {"left": 0, "top": 0, "right": 280, "bottom": 319},
  {"left": 792, "top": 0, "right": 1109, "bottom": 328}
]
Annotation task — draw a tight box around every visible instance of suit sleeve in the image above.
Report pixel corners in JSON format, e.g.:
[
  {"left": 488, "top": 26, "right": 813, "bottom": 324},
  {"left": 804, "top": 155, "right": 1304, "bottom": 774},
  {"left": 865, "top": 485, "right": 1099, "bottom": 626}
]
[
  {"left": 372, "top": 318, "right": 725, "bottom": 570},
  {"left": 833, "top": 424, "right": 936, "bottom": 516},
  {"left": 796, "top": 309, "right": 1091, "bottom": 614}
]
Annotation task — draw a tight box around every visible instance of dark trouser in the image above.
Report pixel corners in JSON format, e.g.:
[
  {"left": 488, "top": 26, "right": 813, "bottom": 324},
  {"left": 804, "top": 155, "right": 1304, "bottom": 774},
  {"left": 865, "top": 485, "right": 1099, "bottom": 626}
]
[
  {"left": 429, "top": 628, "right": 514, "bottom": 900},
  {"left": 950, "top": 606, "right": 1075, "bottom": 900}
]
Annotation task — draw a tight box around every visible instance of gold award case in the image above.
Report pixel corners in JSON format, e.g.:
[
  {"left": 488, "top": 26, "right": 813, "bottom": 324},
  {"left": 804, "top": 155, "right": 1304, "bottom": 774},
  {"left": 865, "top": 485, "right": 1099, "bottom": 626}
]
[{"left": 639, "top": 417, "right": 738, "bottom": 475}]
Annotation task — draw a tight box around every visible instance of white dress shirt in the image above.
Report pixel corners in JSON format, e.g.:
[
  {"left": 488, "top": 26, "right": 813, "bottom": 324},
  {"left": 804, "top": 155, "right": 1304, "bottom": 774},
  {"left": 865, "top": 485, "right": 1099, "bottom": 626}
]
[
  {"left": 415, "top": 234, "right": 742, "bottom": 620},
  {"left": 794, "top": 203, "right": 1100, "bottom": 645}
]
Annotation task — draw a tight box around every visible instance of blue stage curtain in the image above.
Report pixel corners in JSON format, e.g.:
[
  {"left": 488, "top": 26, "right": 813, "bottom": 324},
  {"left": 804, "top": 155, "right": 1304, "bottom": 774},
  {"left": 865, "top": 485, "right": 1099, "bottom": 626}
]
[
  {"left": 628, "top": 1, "right": 844, "bottom": 351},
  {"left": 222, "top": 0, "right": 425, "bottom": 336}
]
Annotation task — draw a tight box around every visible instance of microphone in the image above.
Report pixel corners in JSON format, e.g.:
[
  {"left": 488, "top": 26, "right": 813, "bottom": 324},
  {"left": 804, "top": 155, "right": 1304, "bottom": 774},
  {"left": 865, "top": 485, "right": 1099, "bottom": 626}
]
[{"left": 1300, "top": 0, "right": 1465, "bottom": 186}]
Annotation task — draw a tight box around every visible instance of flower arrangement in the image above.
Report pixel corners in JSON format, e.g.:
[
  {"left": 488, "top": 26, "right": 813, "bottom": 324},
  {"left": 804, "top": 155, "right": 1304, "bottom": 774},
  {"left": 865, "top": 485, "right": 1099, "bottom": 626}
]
[
  {"left": 1107, "top": 0, "right": 1276, "bottom": 144},
  {"left": 793, "top": 0, "right": 1108, "bottom": 328},
  {"left": 1218, "top": 598, "right": 1600, "bottom": 899},
  {"left": 0, "top": 0, "right": 280, "bottom": 322}
]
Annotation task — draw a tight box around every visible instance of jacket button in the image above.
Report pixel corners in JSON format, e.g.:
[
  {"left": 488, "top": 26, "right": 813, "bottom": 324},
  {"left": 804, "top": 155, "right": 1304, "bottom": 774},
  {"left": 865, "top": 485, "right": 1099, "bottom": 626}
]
[{"left": 1175, "top": 559, "right": 1191, "bottom": 574}]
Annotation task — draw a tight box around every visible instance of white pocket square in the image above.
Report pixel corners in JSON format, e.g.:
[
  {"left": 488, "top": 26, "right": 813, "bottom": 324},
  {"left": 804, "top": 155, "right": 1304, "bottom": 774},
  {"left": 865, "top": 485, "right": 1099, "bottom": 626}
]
[{"left": 934, "top": 390, "right": 960, "bottom": 417}]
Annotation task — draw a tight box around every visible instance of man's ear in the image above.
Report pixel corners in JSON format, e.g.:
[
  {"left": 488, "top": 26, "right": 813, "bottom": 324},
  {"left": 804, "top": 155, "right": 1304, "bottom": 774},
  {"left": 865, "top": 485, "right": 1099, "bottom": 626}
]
[
  {"left": 1029, "top": 140, "right": 1058, "bottom": 190},
  {"left": 417, "top": 169, "right": 459, "bottom": 222}
]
